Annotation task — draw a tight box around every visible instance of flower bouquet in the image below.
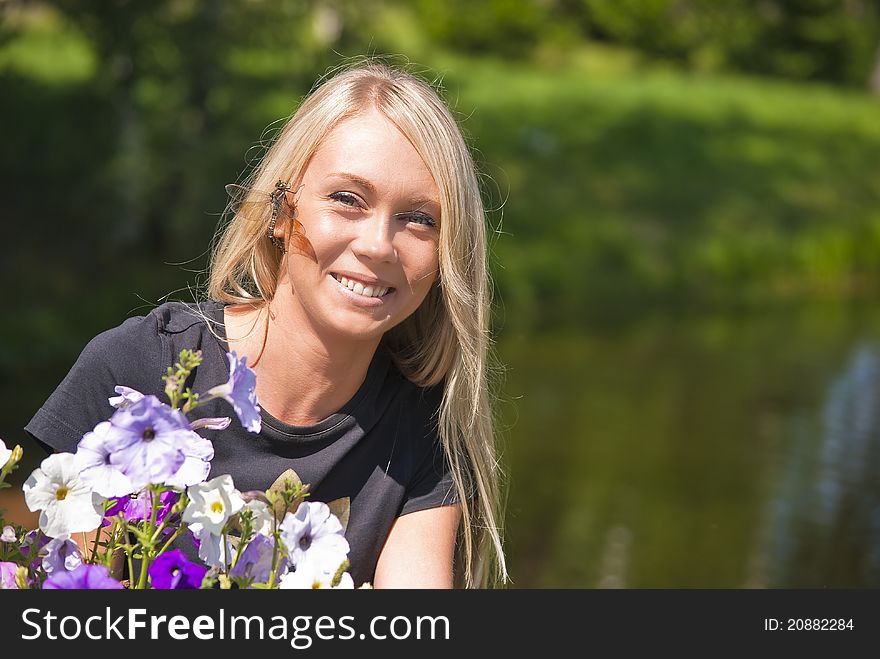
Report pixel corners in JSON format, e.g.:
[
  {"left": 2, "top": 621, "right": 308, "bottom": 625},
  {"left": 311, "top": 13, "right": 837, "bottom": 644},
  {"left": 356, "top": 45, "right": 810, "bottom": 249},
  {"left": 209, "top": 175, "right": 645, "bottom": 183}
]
[{"left": 0, "top": 349, "right": 356, "bottom": 590}]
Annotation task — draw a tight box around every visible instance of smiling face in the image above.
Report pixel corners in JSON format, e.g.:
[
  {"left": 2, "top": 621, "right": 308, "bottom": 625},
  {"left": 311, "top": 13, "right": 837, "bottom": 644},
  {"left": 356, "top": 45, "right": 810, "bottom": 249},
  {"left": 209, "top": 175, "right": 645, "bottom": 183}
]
[{"left": 276, "top": 109, "right": 442, "bottom": 345}]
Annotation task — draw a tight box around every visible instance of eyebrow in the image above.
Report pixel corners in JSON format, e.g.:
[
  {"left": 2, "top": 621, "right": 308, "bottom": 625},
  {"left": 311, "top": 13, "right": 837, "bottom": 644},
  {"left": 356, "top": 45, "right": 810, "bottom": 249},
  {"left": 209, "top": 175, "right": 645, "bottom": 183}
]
[
  {"left": 326, "top": 172, "right": 440, "bottom": 210},
  {"left": 327, "top": 172, "right": 377, "bottom": 194}
]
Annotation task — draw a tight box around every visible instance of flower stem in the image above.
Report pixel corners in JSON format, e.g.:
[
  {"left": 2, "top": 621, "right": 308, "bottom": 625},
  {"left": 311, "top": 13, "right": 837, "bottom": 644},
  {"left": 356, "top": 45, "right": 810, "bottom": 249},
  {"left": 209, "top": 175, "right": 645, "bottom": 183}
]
[
  {"left": 156, "top": 526, "right": 186, "bottom": 556},
  {"left": 127, "top": 551, "right": 134, "bottom": 589},
  {"left": 89, "top": 528, "right": 102, "bottom": 563},
  {"left": 135, "top": 487, "right": 163, "bottom": 589}
]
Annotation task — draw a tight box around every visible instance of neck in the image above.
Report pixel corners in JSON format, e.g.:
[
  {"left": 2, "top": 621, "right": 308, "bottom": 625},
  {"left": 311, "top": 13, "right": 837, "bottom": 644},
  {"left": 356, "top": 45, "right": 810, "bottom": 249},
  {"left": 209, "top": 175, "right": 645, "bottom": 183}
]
[{"left": 224, "top": 301, "right": 380, "bottom": 426}]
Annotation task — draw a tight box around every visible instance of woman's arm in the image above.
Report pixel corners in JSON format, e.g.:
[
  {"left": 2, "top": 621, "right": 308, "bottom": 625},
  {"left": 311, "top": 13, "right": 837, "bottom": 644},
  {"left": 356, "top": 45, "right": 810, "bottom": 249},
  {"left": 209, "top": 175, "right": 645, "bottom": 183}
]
[{"left": 372, "top": 504, "right": 461, "bottom": 589}]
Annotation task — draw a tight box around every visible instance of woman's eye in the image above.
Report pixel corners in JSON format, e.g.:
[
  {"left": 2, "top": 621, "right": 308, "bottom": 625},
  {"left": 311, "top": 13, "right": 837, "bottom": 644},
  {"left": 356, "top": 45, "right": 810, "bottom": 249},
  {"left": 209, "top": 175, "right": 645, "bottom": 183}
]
[
  {"left": 328, "top": 191, "right": 361, "bottom": 208},
  {"left": 400, "top": 212, "right": 437, "bottom": 228}
]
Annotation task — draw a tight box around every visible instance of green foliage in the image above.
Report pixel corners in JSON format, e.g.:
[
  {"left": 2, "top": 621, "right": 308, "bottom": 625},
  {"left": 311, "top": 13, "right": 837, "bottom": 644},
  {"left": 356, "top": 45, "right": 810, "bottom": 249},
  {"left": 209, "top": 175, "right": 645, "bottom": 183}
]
[
  {"left": 414, "top": 0, "right": 550, "bottom": 57},
  {"left": 440, "top": 53, "right": 880, "bottom": 330},
  {"left": 404, "top": 0, "right": 880, "bottom": 88}
]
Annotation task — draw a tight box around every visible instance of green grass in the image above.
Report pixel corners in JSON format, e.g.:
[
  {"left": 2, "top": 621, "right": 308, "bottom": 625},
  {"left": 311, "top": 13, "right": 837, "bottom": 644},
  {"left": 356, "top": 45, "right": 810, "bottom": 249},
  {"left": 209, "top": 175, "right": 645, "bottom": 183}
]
[{"left": 427, "top": 52, "right": 880, "bottom": 330}]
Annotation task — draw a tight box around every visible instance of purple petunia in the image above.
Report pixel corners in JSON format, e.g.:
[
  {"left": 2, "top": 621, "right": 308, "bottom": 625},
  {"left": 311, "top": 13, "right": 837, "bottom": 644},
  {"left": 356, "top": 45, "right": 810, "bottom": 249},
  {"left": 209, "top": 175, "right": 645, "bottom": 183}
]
[
  {"left": 75, "top": 422, "right": 135, "bottom": 498},
  {"left": 206, "top": 352, "right": 261, "bottom": 433},
  {"left": 91, "top": 395, "right": 214, "bottom": 491},
  {"left": 20, "top": 530, "right": 50, "bottom": 569},
  {"left": 104, "top": 496, "right": 128, "bottom": 519},
  {"left": 229, "top": 533, "right": 287, "bottom": 586},
  {"left": 148, "top": 549, "right": 207, "bottom": 589},
  {"left": 123, "top": 490, "right": 179, "bottom": 524},
  {"left": 108, "top": 385, "right": 145, "bottom": 409},
  {"left": 41, "top": 535, "right": 83, "bottom": 574},
  {"left": 42, "top": 563, "right": 124, "bottom": 589}
]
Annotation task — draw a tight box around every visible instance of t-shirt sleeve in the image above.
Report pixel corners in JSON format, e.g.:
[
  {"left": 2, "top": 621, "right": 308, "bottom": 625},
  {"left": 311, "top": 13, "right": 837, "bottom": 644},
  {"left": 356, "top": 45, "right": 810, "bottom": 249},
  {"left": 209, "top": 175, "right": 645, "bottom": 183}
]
[
  {"left": 398, "top": 387, "right": 459, "bottom": 516},
  {"left": 24, "top": 312, "right": 166, "bottom": 454}
]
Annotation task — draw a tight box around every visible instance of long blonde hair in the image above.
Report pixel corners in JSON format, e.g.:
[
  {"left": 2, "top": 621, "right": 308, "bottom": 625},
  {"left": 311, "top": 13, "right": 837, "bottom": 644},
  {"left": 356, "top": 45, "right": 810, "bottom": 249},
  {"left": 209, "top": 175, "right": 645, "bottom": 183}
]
[{"left": 207, "top": 60, "right": 507, "bottom": 587}]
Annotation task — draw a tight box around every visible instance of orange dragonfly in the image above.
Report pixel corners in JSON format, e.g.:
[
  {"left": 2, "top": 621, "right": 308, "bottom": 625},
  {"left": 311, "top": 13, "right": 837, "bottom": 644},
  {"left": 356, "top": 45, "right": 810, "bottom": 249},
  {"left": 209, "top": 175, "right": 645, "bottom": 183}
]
[{"left": 224, "top": 180, "right": 313, "bottom": 257}]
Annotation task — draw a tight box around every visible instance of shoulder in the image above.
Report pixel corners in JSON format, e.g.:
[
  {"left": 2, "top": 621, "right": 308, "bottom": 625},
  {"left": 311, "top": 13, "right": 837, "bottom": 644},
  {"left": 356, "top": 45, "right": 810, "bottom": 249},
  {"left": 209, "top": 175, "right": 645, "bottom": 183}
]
[
  {"left": 380, "top": 368, "right": 446, "bottom": 469},
  {"left": 383, "top": 365, "right": 443, "bottom": 431},
  {"left": 151, "top": 300, "right": 224, "bottom": 335},
  {"left": 87, "top": 300, "right": 221, "bottom": 347},
  {"left": 25, "top": 300, "right": 225, "bottom": 452},
  {"left": 76, "top": 300, "right": 223, "bottom": 385}
]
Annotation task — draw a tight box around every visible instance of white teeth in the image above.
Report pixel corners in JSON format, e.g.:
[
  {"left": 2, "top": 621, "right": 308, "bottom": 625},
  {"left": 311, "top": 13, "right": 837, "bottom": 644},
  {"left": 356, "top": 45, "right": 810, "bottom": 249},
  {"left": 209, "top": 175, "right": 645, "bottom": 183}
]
[{"left": 335, "top": 275, "right": 389, "bottom": 298}]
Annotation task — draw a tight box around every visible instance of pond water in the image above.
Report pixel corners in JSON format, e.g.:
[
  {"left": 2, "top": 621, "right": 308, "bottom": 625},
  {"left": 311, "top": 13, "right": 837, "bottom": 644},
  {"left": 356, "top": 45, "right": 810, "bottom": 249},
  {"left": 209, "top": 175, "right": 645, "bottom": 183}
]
[{"left": 498, "top": 300, "right": 880, "bottom": 587}]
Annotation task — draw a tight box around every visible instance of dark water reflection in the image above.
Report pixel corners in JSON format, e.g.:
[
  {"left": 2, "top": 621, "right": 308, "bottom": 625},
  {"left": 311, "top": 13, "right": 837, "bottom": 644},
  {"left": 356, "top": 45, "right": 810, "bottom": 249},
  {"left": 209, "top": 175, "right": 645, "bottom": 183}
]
[{"left": 498, "top": 301, "right": 880, "bottom": 588}]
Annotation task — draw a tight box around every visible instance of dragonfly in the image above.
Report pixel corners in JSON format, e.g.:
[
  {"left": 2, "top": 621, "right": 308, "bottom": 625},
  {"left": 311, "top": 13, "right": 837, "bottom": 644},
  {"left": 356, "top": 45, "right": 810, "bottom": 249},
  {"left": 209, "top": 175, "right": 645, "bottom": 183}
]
[{"left": 224, "top": 180, "right": 313, "bottom": 256}]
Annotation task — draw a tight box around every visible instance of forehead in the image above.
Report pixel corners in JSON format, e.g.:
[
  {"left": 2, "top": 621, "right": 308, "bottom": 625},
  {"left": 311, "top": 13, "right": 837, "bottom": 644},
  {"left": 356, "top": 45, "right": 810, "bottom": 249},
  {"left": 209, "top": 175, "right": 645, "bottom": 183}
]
[{"left": 304, "top": 110, "right": 439, "bottom": 201}]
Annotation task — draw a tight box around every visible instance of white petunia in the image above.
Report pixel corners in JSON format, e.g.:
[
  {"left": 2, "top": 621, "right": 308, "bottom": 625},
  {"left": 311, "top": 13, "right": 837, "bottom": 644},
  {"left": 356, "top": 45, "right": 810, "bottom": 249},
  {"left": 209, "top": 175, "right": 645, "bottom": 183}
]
[
  {"left": 22, "top": 453, "right": 105, "bottom": 538},
  {"left": 188, "top": 523, "right": 236, "bottom": 568},
  {"left": 278, "top": 501, "right": 349, "bottom": 570},
  {"left": 278, "top": 558, "right": 354, "bottom": 590},
  {"left": 0, "top": 438, "right": 11, "bottom": 469},
  {"left": 182, "top": 475, "right": 244, "bottom": 536}
]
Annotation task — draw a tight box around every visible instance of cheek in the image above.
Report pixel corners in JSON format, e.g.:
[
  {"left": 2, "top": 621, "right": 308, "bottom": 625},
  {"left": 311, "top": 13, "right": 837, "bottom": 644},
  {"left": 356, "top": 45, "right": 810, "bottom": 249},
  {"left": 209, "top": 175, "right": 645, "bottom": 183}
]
[
  {"left": 297, "top": 218, "right": 349, "bottom": 267},
  {"left": 404, "top": 243, "right": 440, "bottom": 290}
]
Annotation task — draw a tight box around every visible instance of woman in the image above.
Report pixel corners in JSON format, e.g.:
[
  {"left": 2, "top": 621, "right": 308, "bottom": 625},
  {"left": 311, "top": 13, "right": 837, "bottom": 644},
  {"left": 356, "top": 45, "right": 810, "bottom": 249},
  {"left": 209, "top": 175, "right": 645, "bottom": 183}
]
[{"left": 25, "top": 61, "right": 507, "bottom": 588}]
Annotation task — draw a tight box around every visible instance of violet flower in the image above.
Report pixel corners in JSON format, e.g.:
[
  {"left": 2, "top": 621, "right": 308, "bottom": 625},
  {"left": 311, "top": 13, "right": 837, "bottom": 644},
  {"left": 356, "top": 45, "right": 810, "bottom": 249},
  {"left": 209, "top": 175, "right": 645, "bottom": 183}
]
[
  {"left": 20, "top": 529, "right": 50, "bottom": 569},
  {"left": 122, "top": 490, "right": 179, "bottom": 524},
  {"left": 75, "top": 421, "right": 135, "bottom": 497},
  {"left": 101, "top": 395, "right": 213, "bottom": 490},
  {"left": 189, "top": 416, "right": 231, "bottom": 431},
  {"left": 205, "top": 352, "right": 261, "bottom": 433},
  {"left": 229, "top": 533, "right": 287, "bottom": 586},
  {"left": 41, "top": 534, "right": 84, "bottom": 574},
  {"left": 42, "top": 563, "right": 123, "bottom": 589},
  {"left": 108, "top": 385, "right": 145, "bottom": 409},
  {"left": 104, "top": 496, "right": 128, "bottom": 518},
  {"left": 148, "top": 549, "right": 206, "bottom": 589}
]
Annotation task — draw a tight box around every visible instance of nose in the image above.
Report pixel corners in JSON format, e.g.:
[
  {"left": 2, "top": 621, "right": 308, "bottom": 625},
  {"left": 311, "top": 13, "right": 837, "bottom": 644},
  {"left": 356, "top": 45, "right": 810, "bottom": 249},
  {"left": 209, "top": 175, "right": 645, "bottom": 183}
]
[{"left": 351, "top": 214, "right": 397, "bottom": 263}]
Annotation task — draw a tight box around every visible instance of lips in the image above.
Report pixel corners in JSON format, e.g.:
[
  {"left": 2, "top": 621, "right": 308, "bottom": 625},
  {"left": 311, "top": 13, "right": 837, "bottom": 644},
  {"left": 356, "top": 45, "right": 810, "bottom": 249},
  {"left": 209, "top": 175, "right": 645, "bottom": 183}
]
[{"left": 331, "top": 273, "right": 394, "bottom": 299}]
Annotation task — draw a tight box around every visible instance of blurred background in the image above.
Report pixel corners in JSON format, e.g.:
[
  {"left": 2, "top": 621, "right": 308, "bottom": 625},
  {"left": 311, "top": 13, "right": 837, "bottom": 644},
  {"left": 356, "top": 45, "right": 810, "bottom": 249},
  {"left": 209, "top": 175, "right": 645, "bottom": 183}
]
[{"left": 2, "top": 0, "right": 880, "bottom": 588}]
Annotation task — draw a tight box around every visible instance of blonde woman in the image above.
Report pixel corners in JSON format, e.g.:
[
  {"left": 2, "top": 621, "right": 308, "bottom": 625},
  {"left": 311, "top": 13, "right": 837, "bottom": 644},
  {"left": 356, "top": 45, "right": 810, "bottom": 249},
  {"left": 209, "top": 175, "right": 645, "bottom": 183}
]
[{"left": 26, "top": 61, "right": 507, "bottom": 588}]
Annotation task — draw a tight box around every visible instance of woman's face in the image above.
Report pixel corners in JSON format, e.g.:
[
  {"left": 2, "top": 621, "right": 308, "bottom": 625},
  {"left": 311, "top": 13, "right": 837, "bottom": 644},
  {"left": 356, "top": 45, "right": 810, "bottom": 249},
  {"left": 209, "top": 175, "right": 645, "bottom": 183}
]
[{"left": 278, "top": 109, "right": 441, "bottom": 344}]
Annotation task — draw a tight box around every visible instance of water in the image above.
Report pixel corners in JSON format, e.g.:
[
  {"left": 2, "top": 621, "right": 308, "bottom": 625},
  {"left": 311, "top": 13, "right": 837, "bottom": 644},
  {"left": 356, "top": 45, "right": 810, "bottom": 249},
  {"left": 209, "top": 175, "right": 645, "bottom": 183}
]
[{"left": 498, "top": 301, "right": 880, "bottom": 587}]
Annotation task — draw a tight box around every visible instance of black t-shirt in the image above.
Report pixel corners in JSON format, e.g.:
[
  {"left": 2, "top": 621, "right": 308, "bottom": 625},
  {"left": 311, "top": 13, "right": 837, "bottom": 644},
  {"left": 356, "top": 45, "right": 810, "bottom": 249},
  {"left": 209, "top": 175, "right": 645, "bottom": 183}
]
[{"left": 25, "top": 300, "right": 455, "bottom": 587}]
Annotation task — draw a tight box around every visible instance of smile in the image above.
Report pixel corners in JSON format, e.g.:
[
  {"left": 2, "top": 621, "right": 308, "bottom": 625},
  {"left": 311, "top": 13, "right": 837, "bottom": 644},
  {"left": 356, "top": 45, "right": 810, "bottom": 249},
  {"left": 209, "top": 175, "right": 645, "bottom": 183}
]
[{"left": 331, "top": 273, "right": 394, "bottom": 299}]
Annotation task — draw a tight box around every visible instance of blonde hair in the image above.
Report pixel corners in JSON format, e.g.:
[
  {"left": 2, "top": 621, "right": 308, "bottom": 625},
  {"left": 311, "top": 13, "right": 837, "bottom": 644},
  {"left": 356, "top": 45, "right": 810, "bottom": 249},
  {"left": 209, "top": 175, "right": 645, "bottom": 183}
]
[{"left": 208, "top": 60, "right": 507, "bottom": 587}]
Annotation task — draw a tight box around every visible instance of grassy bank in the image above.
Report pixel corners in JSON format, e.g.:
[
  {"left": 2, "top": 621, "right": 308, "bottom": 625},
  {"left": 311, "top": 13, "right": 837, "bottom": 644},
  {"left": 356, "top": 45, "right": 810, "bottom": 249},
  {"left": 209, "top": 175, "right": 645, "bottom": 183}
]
[{"left": 435, "top": 52, "right": 880, "bottom": 330}]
